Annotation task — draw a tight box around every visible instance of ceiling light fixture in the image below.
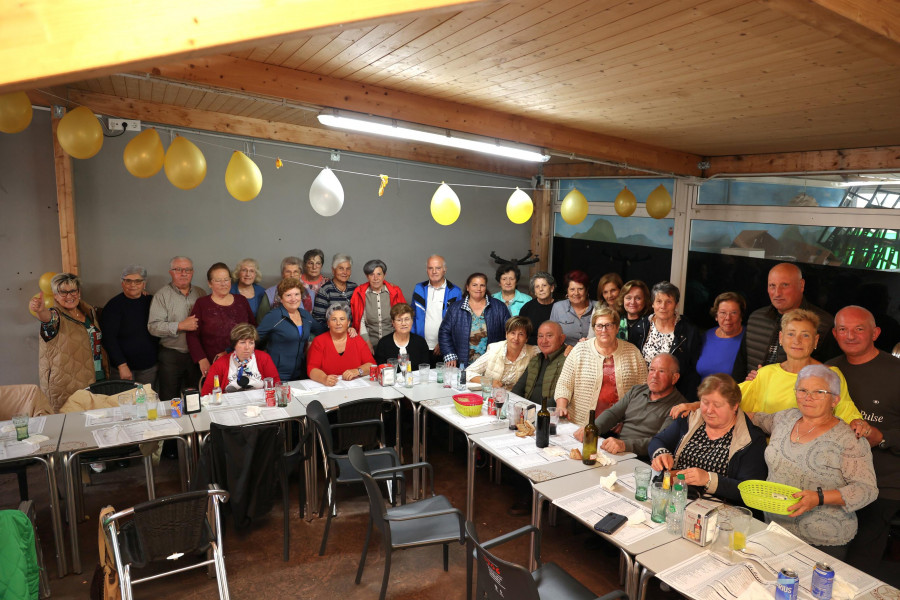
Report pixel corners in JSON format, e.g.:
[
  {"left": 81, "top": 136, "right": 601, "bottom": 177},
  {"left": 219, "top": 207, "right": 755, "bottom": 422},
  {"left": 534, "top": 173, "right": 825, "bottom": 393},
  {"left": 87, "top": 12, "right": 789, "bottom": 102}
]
[{"left": 317, "top": 111, "right": 550, "bottom": 163}]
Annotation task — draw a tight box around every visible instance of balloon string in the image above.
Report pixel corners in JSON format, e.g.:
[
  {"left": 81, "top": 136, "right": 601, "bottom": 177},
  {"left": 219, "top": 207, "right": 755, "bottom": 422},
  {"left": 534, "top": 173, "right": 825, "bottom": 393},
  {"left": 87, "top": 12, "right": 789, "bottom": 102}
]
[{"left": 35, "top": 88, "right": 540, "bottom": 192}]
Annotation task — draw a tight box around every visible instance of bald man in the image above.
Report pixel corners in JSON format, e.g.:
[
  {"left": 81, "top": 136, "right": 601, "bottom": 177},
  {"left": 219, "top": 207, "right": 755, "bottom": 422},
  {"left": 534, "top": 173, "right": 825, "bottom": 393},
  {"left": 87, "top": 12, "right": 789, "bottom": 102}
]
[
  {"left": 510, "top": 321, "right": 567, "bottom": 404},
  {"left": 745, "top": 262, "right": 835, "bottom": 373},
  {"left": 410, "top": 254, "right": 462, "bottom": 366},
  {"left": 827, "top": 306, "right": 898, "bottom": 581}
]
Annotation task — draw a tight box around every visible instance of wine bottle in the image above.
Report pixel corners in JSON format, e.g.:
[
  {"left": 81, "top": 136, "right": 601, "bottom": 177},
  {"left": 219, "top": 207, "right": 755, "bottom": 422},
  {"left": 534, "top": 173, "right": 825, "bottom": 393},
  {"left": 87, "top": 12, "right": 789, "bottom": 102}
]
[
  {"left": 582, "top": 409, "right": 598, "bottom": 465},
  {"left": 536, "top": 397, "right": 550, "bottom": 448}
]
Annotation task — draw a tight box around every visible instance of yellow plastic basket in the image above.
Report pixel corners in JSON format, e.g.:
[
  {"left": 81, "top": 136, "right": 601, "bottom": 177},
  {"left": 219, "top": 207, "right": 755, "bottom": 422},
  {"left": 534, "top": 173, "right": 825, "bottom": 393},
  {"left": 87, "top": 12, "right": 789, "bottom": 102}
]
[
  {"left": 453, "top": 393, "right": 483, "bottom": 417},
  {"left": 738, "top": 480, "right": 802, "bottom": 515}
]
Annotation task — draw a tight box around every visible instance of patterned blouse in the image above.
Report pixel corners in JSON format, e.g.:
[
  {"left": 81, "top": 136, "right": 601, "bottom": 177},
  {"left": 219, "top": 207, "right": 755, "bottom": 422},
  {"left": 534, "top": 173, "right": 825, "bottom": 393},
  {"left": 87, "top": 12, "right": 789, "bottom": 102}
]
[
  {"left": 467, "top": 313, "right": 488, "bottom": 365},
  {"left": 675, "top": 427, "right": 733, "bottom": 477},
  {"left": 641, "top": 317, "right": 675, "bottom": 364}
]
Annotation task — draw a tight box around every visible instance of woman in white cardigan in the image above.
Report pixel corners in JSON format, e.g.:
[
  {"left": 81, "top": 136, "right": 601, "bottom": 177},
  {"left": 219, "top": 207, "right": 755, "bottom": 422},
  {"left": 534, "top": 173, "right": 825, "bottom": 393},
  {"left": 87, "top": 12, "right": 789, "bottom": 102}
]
[{"left": 555, "top": 306, "right": 648, "bottom": 426}]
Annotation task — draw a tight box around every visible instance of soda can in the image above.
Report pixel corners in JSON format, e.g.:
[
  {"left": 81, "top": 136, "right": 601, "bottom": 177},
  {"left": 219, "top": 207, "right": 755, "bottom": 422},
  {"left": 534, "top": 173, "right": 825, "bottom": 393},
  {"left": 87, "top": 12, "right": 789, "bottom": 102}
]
[
  {"left": 775, "top": 569, "right": 798, "bottom": 600},
  {"left": 169, "top": 398, "right": 183, "bottom": 418},
  {"left": 811, "top": 563, "right": 834, "bottom": 600},
  {"left": 487, "top": 396, "right": 496, "bottom": 416},
  {"left": 369, "top": 365, "right": 376, "bottom": 380}
]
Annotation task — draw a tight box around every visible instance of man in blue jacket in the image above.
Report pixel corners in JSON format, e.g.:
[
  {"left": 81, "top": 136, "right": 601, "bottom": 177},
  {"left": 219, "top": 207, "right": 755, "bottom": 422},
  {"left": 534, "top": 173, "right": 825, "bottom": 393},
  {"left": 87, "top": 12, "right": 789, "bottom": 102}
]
[{"left": 410, "top": 255, "right": 462, "bottom": 366}]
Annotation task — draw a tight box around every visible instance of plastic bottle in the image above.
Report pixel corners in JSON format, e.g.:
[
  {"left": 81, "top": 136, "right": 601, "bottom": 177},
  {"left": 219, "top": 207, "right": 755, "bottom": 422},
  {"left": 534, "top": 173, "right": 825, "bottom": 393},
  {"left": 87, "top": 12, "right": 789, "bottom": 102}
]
[
  {"left": 667, "top": 482, "right": 686, "bottom": 535},
  {"left": 134, "top": 384, "right": 148, "bottom": 419},
  {"left": 398, "top": 347, "right": 409, "bottom": 378},
  {"left": 404, "top": 361, "right": 414, "bottom": 388},
  {"left": 458, "top": 364, "right": 467, "bottom": 391},
  {"left": 212, "top": 375, "right": 223, "bottom": 405}
]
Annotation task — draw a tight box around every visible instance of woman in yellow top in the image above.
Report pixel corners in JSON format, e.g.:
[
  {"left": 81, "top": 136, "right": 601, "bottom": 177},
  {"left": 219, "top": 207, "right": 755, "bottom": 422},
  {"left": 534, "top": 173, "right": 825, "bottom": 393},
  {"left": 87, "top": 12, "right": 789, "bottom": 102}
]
[{"left": 738, "top": 309, "right": 861, "bottom": 423}]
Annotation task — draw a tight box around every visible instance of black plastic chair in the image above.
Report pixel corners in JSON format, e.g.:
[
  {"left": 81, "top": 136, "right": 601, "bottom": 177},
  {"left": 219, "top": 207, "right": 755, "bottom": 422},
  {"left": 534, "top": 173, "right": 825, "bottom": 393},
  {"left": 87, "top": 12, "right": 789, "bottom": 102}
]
[
  {"left": 348, "top": 444, "right": 465, "bottom": 600},
  {"left": 103, "top": 488, "right": 230, "bottom": 600},
  {"left": 281, "top": 422, "right": 312, "bottom": 561},
  {"left": 465, "top": 521, "right": 629, "bottom": 600},
  {"left": 88, "top": 379, "right": 140, "bottom": 396},
  {"left": 306, "top": 399, "right": 402, "bottom": 556}
]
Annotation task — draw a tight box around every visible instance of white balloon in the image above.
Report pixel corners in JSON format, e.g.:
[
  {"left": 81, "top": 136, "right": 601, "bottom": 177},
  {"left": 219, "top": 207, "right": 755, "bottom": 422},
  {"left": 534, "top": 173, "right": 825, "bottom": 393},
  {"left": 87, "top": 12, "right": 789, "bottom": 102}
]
[{"left": 309, "top": 167, "right": 344, "bottom": 217}]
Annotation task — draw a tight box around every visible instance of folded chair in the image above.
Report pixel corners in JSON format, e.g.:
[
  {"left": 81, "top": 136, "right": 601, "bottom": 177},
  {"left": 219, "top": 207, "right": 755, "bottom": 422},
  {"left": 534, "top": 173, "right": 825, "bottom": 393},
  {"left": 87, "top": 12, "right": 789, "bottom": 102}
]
[
  {"left": 103, "top": 489, "right": 230, "bottom": 600},
  {"left": 348, "top": 444, "right": 465, "bottom": 600},
  {"left": 306, "top": 399, "right": 401, "bottom": 556},
  {"left": 466, "top": 520, "right": 630, "bottom": 600}
]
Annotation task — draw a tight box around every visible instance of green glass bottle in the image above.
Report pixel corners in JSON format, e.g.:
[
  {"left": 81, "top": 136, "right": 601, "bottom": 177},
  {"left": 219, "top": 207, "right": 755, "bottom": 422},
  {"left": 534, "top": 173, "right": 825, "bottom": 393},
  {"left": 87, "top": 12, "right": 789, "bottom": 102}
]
[
  {"left": 582, "top": 409, "right": 597, "bottom": 465},
  {"left": 536, "top": 397, "right": 550, "bottom": 448}
]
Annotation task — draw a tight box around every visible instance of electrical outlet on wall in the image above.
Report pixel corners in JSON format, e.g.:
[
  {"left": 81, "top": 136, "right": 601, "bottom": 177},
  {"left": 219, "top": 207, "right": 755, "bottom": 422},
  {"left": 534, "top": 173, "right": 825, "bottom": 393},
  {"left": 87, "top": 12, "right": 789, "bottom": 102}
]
[{"left": 108, "top": 118, "right": 141, "bottom": 132}]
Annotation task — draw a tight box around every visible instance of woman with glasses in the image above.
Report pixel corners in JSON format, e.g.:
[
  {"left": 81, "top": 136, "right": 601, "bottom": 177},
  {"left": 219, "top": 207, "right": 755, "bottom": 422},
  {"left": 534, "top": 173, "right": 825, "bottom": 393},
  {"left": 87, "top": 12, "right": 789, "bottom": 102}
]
[
  {"left": 230, "top": 258, "right": 266, "bottom": 315},
  {"left": 749, "top": 365, "right": 877, "bottom": 559},
  {"left": 100, "top": 265, "right": 159, "bottom": 384},
  {"left": 695, "top": 292, "right": 748, "bottom": 382},
  {"left": 29, "top": 273, "right": 108, "bottom": 410},
  {"left": 554, "top": 306, "right": 647, "bottom": 426},
  {"left": 186, "top": 262, "right": 256, "bottom": 377},
  {"left": 374, "top": 303, "right": 430, "bottom": 367},
  {"left": 300, "top": 249, "right": 329, "bottom": 313}
]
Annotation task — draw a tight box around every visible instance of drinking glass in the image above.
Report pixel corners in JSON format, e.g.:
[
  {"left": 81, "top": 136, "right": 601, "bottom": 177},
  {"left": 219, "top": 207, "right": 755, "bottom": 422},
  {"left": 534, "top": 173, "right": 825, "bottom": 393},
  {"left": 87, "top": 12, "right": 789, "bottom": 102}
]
[
  {"left": 548, "top": 407, "right": 559, "bottom": 435},
  {"left": 650, "top": 482, "right": 670, "bottom": 524},
  {"left": 725, "top": 506, "right": 752, "bottom": 551},
  {"left": 12, "top": 414, "right": 29, "bottom": 441},
  {"left": 147, "top": 401, "right": 159, "bottom": 421},
  {"left": 276, "top": 383, "right": 291, "bottom": 407},
  {"left": 418, "top": 365, "right": 430, "bottom": 384},
  {"left": 436, "top": 362, "right": 446, "bottom": 386},
  {"left": 118, "top": 392, "right": 135, "bottom": 420},
  {"left": 633, "top": 466, "right": 652, "bottom": 502},
  {"left": 264, "top": 377, "right": 276, "bottom": 407},
  {"left": 712, "top": 520, "right": 735, "bottom": 561},
  {"left": 493, "top": 387, "right": 508, "bottom": 420}
]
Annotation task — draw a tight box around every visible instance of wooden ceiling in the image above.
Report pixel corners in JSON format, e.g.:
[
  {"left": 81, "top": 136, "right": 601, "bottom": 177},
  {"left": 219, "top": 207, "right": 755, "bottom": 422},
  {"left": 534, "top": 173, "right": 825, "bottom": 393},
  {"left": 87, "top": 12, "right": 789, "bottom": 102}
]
[{"left": 8, "top": 0, "right": 900, "bottom": 177}]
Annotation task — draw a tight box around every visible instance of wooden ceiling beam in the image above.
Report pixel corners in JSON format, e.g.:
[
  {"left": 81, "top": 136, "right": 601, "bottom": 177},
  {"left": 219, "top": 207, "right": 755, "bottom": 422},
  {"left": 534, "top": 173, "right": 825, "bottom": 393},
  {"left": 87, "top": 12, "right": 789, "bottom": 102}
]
[
  {"left": 757, "top": 0, "right": 900, "bottom": 65},
  {"left": 147, "top": 55, "right": 704, "bottom": 176},
  {"left": 0, "top": 0, "right": 490, "bottom": 93},
  {"left": 705, "top": 145, "right": 900, "bottom": 176},
  {"left": 28, "top": 89, "right": 536, "bottom": 180}
]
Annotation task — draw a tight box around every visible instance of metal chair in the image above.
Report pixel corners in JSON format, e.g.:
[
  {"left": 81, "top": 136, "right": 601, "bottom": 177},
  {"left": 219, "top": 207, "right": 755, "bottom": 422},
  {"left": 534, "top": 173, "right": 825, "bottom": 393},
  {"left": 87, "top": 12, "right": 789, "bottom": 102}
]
[
  {"left": 466, "top": 521, "right": 630, "bottom": 600},
  {"left": 348, "top": 444, "right": 465, "bottom": 600},
  {"left": 306, "top": 399, "right": 402, "bottom": 556},
  {"left": 103, "top": 488, "right": 230, "bottom": 600}
]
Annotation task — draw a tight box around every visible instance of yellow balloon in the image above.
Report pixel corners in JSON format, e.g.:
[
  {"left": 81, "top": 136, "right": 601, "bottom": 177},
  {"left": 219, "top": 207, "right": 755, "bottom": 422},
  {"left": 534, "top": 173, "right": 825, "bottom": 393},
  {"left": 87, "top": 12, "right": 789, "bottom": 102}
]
[
  {"left": 0, "top": 92, "right": 33, "bottom": 134},
  {"left": 43, "top": 294, "right": 55, "bottom": 309},
  {"left": 646, "top": 184, "right": 673, "bottom": 219},
  {"left": 430, "top": 183, "right": 461, "bottom": 226},
  {"left": 56, "top": 106, "right": 103, "bottom": 159},
  {"left": 225, "top": 151, "right": 263, "bottom": 202},
  {"left": 164, "top": 136, "right": 207, "bottom": 190},
  {"left": 560, "top": 188, "right": 588, "bottom": 225},
  {"left": 614, "top": 186, "right": 637, "bottom": 217},
  {"left": 29, "top": 292, "right": 41, "bottom": 317},
  {"left": 38, "top": 271, "right": 57, "bottom": 295},
  {"left": 506, "top": 188, "right": 533, "bottom": 224},
  {"left": 123, "top": 128, "right": 164, "bottom": 178}
]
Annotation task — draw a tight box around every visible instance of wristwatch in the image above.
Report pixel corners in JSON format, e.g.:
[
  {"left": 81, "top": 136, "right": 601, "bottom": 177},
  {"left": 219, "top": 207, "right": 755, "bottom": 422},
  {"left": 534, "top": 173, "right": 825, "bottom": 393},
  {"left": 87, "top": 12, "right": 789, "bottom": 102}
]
[
  {"left": 357, "top": 367, "right": 364, "bottom": 377},
  {"left": 878, "top": 438, "right": 888, "bottom": 449}
]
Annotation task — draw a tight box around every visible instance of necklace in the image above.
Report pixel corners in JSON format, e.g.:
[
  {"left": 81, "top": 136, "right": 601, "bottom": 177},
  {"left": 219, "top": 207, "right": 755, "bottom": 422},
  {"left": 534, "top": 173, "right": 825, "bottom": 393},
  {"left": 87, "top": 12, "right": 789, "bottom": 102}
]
[{"left": 793, "top": 420, "right": 822, "bottom": 442}]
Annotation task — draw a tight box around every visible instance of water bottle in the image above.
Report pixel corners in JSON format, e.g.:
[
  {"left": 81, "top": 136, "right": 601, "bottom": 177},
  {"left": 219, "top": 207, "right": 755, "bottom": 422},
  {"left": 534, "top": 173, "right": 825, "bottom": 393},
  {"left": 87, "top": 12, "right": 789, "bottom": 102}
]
[
  {"left": 404, "top": 361, "right": 414, "bottom": 388},
  {"left": 134, "top": 384, "right": 148, "bottom": 419},
  {"left": 666, "top": 482, "right": 685, "bottom": 535},
  {"left": 212, "top": 375, "right": 223, "bottom": 405}
]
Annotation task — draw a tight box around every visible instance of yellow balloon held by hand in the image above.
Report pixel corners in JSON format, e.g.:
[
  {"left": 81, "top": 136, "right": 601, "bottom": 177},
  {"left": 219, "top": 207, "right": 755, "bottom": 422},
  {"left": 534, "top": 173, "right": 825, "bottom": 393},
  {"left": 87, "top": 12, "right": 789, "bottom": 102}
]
[
  {"left": 38, "top": 272, "right": 57, "bottom": 295},
  {"left": 56, "top": 106, "right": 103, "bottom": 159},
  {"left": 164, "top": 136, "right": 207, "bottom": 190},
  {"left": 123, "top": 129, "right": 164, "bottom": 178},
  {"left": 225, "top": 151, "right": 263, "bottom": 202},
  {"left": 0, "top": 91, "right": 33, "bottom": 134},
  {"left": 430, "top": 183, "right": 461, "bottom": 226},
  {"left": 506, "top": 188, "right": 533, "bottom": 224},
  {"left": 560, "top": 188, "right": 588, "bottom": 225}
]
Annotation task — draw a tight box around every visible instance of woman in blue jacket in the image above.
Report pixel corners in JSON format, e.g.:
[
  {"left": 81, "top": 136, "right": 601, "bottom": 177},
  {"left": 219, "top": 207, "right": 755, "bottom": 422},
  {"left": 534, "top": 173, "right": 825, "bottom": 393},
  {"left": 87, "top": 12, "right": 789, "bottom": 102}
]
[
  {"left": 257, "top": 278, "right": 325, "bottom": 381},
  {"left": 438, "top": 272, "right": 511, "bottom": 368}
]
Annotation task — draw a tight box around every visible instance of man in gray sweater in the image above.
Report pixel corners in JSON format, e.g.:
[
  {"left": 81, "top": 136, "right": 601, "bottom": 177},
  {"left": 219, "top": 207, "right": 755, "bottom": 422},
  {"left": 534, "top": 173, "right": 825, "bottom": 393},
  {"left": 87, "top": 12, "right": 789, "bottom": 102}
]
[{"left": 575, "top": 353, "right": 685, "bottom": 457}]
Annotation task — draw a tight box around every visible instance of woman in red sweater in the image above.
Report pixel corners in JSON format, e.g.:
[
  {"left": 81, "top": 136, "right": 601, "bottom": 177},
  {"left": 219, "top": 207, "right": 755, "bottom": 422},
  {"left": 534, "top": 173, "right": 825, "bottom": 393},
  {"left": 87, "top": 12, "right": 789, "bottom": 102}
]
[
  {"left": 202, "top": 323, "right": 279, "bottom": 395},
  {"left": 307, "top": 303, "right": 375, "bottom": 386}
]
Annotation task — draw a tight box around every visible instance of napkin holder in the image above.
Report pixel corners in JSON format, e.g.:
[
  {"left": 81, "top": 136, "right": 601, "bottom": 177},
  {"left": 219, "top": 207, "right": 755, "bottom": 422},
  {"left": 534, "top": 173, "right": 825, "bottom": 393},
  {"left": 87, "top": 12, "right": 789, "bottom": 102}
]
[{"left": 682, "top": 499, "right": 719, "bottom": 546}]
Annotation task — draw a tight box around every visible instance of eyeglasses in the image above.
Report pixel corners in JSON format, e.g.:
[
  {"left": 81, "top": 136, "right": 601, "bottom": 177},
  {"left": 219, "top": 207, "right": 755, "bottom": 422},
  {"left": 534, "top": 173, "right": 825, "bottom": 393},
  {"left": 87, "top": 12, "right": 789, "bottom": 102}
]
[
  {"left": 211, "top": 278, "right": 231, "bottom": 284},
  {"left": 594, "top": 322, "right": 616, "bottom": 330},
  {"left": 170, "top": 268, "right": 194, "bottom": 274},
  {"left": 57, "top": 288, "right": 79, "bottom": 297},
  {"left": 122, "top": 278, "right": 144, "bottom": 285},
  {"left": 796, "top": 388, "right": 832, "bottom": 400},
  {"left": 394, "top": 317, "right": 413, "bottom": 324}
]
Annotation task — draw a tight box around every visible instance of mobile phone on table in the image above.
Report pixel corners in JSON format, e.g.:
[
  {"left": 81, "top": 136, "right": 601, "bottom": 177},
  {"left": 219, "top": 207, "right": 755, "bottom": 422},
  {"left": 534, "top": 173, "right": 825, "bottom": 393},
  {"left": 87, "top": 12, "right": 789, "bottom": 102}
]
[{"left": 594, "top": 512, "right": 627, "bottom": 534}]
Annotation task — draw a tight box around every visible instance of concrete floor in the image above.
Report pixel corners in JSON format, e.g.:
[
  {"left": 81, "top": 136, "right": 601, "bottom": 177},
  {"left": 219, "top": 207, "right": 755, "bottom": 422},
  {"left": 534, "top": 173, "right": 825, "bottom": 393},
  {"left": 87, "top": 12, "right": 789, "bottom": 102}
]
[{"left": 3, "top": 416, "right": 897, "bottom": 599}]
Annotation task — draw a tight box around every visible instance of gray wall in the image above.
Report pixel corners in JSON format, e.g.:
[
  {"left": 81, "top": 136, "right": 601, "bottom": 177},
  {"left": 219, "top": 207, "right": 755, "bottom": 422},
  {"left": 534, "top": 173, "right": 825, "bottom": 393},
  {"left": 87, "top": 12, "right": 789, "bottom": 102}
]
[
  {"left": 0, "top": 110, "right": 64, "bottom": 385},
  {"left": 1, "top": 115, "right": 532, "bottom": 385}
]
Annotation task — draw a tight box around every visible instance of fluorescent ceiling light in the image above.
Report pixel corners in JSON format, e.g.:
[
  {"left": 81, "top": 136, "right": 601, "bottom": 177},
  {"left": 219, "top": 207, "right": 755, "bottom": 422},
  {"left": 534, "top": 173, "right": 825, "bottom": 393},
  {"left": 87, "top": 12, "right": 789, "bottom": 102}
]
[
  {"left": 317, "top": 112, "right": 550, "bottom": 163},
  {"left": 833, "top": 180, "right": 900, "bottom": 187}
]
